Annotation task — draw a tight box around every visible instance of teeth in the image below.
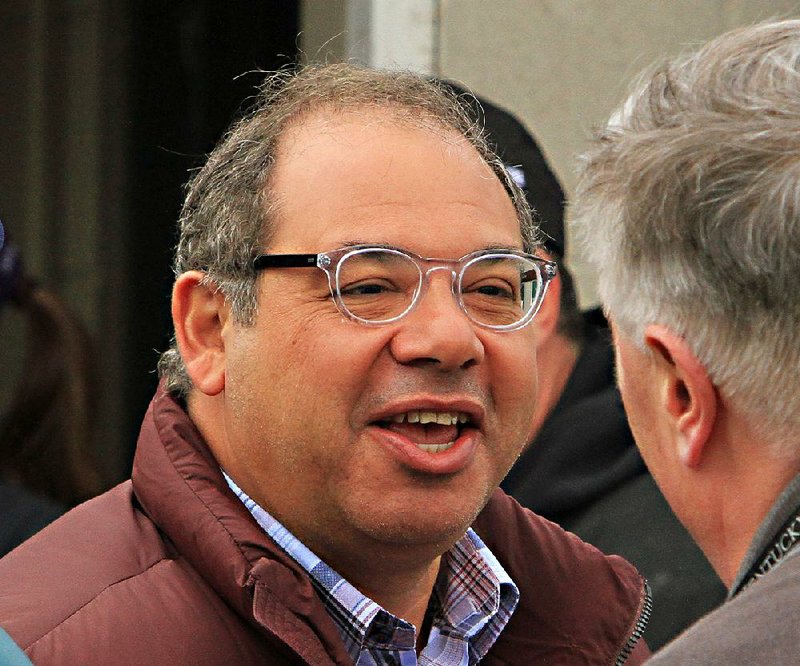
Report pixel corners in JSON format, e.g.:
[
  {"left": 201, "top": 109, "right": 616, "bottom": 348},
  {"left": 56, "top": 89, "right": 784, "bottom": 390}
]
[
  {"left": 437, "top": 413, "right": 454, "bottom": 425},
  {"left": 420, "top": 411, "right": 437, "bottom": 424},
  {"left": 418, "top": 441, "right": 456, "bottom": 454},
  {"left": 387, "top": 410, "right": 470, "bottom": 425}
]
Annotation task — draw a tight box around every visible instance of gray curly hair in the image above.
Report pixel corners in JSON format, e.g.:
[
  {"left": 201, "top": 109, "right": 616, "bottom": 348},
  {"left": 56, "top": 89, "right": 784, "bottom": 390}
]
[
  {"left": 573, "top": 20, "right": 800, "bottom": 452},
  {"left": 158, "top": 63, "right": 537, "bottom": 396}
]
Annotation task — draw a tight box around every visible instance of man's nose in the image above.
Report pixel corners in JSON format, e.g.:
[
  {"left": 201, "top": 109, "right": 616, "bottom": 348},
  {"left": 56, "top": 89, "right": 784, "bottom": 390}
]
[{"left": 389, "top": 269, "right": 485, "bottom": 370}]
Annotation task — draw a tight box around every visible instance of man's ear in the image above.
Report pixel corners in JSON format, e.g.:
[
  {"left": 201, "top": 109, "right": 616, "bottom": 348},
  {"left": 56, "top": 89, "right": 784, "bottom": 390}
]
[
  {"left": 171, "top": 271, "right": 230, "bottom": 396},
  {"left": 643, "top": 324, "right": 718, "bottom": 468}
]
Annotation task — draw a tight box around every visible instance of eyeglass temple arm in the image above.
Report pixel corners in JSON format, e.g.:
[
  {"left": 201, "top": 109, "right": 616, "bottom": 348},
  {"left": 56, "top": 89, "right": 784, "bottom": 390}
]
[
  {"left": 521, "top": 261, "right": 558, "bottom": 283},
  {"left": 253, "top": 254, "right": 319, "bottom": 270}
]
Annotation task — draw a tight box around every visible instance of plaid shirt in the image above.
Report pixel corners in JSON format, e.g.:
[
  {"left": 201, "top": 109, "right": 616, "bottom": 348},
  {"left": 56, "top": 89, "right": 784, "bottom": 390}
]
[{"left": 225, "top": 473, "right": 519, "bottom": 665}]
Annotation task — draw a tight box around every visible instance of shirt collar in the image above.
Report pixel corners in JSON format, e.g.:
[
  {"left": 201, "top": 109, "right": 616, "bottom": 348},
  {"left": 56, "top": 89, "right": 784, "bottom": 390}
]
[
  {"left": 729, "top": 470, "right": 800, "bottom": 597},
  {"left": 224, "top": 471, "right": 519, "bottom": 664}
]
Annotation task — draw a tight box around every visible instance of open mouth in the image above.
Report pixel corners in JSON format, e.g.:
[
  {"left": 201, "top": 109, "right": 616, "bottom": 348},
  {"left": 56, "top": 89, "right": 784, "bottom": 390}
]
[{"left": 373, "top": 410, "right": 474, "bottom": 454}]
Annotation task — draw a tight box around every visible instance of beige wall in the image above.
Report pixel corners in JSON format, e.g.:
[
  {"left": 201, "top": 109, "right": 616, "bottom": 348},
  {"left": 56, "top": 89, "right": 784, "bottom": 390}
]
[
  {"left": 302, "top": 0, "right": 800, "bottom": 305},
  {"left": 437, "top": 0, "right": 800, "bottom": 305}
]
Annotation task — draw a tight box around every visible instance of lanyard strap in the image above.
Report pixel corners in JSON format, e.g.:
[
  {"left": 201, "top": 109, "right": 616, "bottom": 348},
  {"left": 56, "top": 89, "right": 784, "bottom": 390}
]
[{"left": 737, "top": 507, "right": 800, "bottom": 594}]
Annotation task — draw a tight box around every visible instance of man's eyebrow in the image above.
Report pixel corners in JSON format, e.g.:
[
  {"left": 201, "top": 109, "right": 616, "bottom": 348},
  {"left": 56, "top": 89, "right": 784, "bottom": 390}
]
[
  {"left": 332, "top": 241, "right": 526, "bottom": 253},
  {"left": 335, "top": 240, "right": 394, "bottom": 250},
  {"left": 481, "top": 243, "right": 526, "bottom": 252}
]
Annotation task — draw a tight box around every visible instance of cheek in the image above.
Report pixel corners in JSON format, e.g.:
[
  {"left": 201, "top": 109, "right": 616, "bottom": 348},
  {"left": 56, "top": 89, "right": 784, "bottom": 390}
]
[
  {"left": 489, "top": 333, "right": 539, "bottom": 438},
  {"left": 615, "top": 352, "right": 659, "bottom": 461},
  {"left": 270, "top": 319, "right": 397, "bottom": 438},
  {"left": 263, "top": 307, "right": 364, "bottom": 379},
  {"left": 508, "top": 331, "right": 538, "bottom": 397},
  {"left": 288, "top": 321, "right": 390, "bottom": 384}
]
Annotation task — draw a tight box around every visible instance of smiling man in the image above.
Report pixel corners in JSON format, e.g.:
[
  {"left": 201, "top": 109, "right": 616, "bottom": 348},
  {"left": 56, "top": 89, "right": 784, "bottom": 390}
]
[{"left": 0, "top": 64, "right": 649, "bottom": 664}]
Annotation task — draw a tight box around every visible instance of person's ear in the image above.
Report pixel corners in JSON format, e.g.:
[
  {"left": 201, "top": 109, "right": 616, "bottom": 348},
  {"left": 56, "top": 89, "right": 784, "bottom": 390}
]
[
  {"left": 643, "top": 324, "right": 718, "bottom": 468},
  {"left": 171, "top": 271, "right": 230, "bottom": 396}
]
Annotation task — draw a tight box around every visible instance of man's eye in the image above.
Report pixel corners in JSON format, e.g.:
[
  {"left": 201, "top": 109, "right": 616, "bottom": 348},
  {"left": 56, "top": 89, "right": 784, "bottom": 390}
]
[
  {"left": 340, "top": 280, "right": 396, "bottom": 296},
  {"left": 478, "top": 285, "right": 509, "bottom": 297},
  {"left": 467, "top": 281, "right": 516, "bottom": 300}
]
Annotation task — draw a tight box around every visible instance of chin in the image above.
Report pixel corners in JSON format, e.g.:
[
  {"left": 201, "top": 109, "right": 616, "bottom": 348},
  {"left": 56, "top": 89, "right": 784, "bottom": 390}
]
[
  {"left": 356, "top": 519, "right": 472, "bottom": 556},
  {"left": 344, "top": 486, "right": 491, "bottom": 549}
]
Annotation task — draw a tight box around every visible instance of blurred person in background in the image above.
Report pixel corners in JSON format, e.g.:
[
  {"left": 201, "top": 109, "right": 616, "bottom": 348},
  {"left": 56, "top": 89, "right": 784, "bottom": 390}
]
[
  {"left": 446, "top": 86, "right": 726, "bottom": 649},
  {"left": 0, "top": 221, "right": 104, "bottom": 556}
]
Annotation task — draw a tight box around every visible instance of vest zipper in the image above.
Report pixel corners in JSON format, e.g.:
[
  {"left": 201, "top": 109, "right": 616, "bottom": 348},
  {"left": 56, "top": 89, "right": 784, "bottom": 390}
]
[{"left": 614, "top": 580, "right": 652, "bottom": 665}]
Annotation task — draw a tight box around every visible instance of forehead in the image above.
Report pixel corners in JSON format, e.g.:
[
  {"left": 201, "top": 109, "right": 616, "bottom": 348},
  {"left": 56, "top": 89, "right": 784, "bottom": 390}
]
[{"left": 266, "top": 107, "right": 522, "bottom": 254}]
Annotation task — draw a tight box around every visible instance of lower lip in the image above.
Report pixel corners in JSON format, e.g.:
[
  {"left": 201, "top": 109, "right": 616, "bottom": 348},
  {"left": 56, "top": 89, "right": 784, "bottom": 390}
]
[{"left": 367, "top": 425, "right": 480, "bottom": 475}]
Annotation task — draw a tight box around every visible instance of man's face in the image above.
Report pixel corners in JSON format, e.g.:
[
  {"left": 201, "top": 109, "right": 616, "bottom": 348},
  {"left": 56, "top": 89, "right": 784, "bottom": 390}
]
[{"left": 219, "top": 109, "right": 538, "bottom": 563}]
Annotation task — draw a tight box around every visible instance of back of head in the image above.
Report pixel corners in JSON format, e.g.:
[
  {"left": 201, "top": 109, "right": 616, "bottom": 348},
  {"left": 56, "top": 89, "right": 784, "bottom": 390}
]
[
  {"left": 574, "top": 20, "right": 800, "bottom": 452},
  {"left": 158, "top": 63, "right": 536, "bottom": 396}
]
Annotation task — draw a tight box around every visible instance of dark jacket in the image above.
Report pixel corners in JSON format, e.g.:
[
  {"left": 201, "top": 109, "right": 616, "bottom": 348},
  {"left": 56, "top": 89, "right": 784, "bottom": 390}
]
[
  {"left": 0, "top": 480, "right": 63, "bottom": 558},
  {"left": 502, "top": 311, "right": 726, "bottom": 650},
  {"left": 648, "top": 473, "right": 800, "bottom": 664},
  {"left": 0, "top": 386, "right": 649, "bottom": 664}
]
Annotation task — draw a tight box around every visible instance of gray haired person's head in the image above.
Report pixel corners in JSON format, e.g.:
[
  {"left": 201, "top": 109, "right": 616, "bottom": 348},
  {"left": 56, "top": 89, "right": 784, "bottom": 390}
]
[
  {"left": 158, "top": 63, "right": 536, "bottom": 396},
  {"left": 573, "top": 20, "right": 800, "bottom": 452}
]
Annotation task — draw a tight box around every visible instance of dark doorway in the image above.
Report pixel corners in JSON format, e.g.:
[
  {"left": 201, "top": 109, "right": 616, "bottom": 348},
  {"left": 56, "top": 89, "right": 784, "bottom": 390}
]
[{"left": 125, "top": 2, "right": 299, "bottom": 468}]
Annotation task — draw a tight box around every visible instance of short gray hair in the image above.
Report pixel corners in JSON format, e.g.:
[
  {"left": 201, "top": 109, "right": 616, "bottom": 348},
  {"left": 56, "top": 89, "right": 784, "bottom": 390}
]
[
  {"left": 158, "top": 63, "right": 536, "bottom": 396},
  {"left": 573, "top": 20, "right": 800, "bottom": 452}
]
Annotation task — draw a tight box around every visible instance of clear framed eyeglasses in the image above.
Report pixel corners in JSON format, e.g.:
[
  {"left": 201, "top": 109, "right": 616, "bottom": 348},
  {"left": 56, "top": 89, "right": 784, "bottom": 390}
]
[{"left": 253, "top": 245, "right": 557, "bottom": 331}]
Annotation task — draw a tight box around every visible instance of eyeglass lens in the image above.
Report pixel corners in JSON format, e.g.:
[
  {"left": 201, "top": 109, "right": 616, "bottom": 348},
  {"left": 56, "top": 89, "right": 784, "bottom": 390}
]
[{"left": 335, "top": 249, "right": 541, "bottom": 327}]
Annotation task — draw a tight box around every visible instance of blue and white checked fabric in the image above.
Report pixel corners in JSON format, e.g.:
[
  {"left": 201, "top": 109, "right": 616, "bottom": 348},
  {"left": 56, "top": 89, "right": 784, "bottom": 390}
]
[{"left": 224, "top": 472, "right": 519, "bottom": 665}]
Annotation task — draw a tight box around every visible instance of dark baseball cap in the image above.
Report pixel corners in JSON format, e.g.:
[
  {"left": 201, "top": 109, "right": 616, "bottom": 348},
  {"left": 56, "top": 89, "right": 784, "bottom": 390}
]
[{"left": 440, "top": 81, "right": 567, "bottom": 257}]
